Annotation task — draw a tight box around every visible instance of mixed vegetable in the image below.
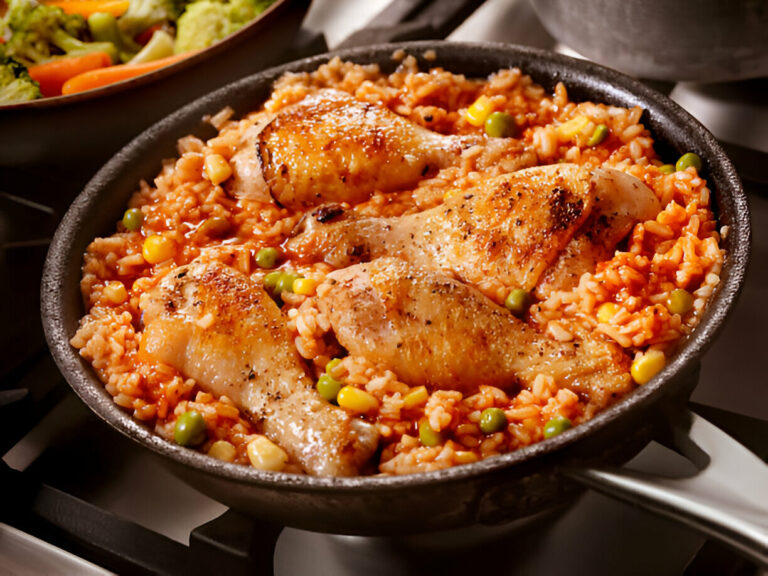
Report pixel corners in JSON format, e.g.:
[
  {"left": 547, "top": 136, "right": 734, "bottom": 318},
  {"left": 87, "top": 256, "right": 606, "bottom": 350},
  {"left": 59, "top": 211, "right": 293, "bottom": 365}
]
[
  {"left": 0, "top": 0, "right": 274, "bottom": 103},
  {"left": 0, "top": 44, "right": 41, "bottom": 100}
]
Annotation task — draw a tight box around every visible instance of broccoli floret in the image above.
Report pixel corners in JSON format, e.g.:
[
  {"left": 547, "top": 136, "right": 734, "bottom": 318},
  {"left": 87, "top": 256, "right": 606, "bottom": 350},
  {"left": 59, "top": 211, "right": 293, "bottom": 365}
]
[
  {"left": 2, "top": 0, "right": 118, "bottom": 65},
  {"left": 0, "top": 45, "right": 42, "bottom": 104},
  {"left": 117, "top": 0, "right": 186, "bottom": 38},
  {"left": 174, "top": 0, "right": 273, "bottom": 54}
]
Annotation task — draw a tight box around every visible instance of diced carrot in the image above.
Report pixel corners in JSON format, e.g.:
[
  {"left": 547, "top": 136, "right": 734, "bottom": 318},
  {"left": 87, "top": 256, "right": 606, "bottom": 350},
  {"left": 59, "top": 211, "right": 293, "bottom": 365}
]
[
  {"left": 28, "top": 51, "right": 112, "bottom": 97},
  {"left": 43, "top": 0, "right": 130, "bottom": 17},
  {"left": 61, "top": 51, "right": 197, "bottom": 95}
]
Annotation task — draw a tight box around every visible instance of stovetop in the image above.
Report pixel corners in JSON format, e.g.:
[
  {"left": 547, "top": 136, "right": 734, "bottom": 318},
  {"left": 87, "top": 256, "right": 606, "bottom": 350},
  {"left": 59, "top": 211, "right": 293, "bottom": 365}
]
[{"left": 2, "top": 0, "right": 768, "bottom": 574}]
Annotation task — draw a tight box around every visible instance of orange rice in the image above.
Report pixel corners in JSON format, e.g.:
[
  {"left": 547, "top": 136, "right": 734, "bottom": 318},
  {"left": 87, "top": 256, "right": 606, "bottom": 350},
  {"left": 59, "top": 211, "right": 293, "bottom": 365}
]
[{"left": 71, "top": 54, "right": 725, "bottom": 475}]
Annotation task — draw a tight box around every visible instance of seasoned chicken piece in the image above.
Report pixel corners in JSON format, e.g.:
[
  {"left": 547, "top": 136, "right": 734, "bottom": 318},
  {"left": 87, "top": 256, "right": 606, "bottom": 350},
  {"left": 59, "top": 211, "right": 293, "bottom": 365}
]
[
  {"left": 236, "top": 89, "right": 486, "bottom": 209},
  {"left": 535, "top": 168, "right": 661, "bottom": 295},
  {"left": 318, "top": 258, "right": 632, "bottom": 406},
  {"left": 288, "top": 164, "right": 595, "bottom": 292},
  {"left": 228, "top": 120, "right": 273, "bottom": 203},
  {"left": 139, "top": 259, "right": 378, "bottom": 477}
]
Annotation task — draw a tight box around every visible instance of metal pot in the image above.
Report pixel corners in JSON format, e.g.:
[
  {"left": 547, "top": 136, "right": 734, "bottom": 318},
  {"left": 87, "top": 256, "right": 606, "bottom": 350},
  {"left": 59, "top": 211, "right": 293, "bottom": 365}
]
[
  {"left": 40, "top": 41, "right": 765, "bottom": 565},
  {"left": 529, "top": 0, "right": 768, "bottom": 82}
]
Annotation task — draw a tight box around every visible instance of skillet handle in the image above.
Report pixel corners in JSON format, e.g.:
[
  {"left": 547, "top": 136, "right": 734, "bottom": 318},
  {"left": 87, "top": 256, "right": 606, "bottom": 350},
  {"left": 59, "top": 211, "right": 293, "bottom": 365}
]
[{"left": 564, "top": 409, "right": 768, "bottom": 567}]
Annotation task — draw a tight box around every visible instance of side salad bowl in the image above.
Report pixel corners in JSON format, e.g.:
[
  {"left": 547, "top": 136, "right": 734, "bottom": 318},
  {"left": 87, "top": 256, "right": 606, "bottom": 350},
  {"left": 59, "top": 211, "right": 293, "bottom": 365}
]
[{"left": 0, "top": 0, "right": 310, "bottom": 177}]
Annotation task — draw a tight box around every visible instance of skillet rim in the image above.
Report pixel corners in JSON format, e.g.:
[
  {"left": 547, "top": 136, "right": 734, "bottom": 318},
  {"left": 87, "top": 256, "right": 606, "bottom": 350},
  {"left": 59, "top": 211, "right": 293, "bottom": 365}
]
[{"left": 41, "top": 40, "right": 750, "bottom": 493}]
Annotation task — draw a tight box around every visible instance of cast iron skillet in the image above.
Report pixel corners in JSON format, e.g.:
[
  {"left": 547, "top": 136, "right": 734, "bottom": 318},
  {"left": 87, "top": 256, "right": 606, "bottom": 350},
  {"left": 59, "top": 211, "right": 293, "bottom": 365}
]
[{"left": 41, "top": 42, "right": 766, "bottom": 565}]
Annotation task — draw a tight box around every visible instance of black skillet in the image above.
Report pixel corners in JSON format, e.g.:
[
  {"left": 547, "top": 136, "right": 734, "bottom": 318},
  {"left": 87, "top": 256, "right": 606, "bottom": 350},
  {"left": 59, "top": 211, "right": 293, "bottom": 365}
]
[{"left": 40, "top": 41, "right": 766, "bottom": 565}]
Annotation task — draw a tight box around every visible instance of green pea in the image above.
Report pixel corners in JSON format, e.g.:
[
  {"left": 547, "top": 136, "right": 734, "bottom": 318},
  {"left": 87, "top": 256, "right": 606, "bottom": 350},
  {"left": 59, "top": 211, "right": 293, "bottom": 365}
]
[
  {"left": 658, "top": 164, "right": 675, "bottom": 174},
  {"left": 197, "top": 216, "right": 231, "bottom": 239},
  {"left": 484, "top": 111, "right": 518, "bottom": 138},
  {"left": 122, "top": 208, "right": 143, "bottom": 231},
  {"left": 419, "top": 420, "right": 444, "bottom": 447},
  {"left": 255, "top": 247, "right": 280, "bottom": 269},
  {"left": 274, "top": 272, "right": 299, "bottom": 297},
  {"left": 543, "top": 416, "right": 572, "bottom": 439},
  {"left": 317, "top": 373, "right": 342, "bottom": 403},
  {"left": 667, "top": 288, "right": 694, "bottom": 315},
  {"left": 174, "top": 410, "right": 207, "bottom": 447},
  {"left": 479, "top": 407, "right": 508, "bottom": 434},
  {"left": 586, "top": 124, "right": 609, "bottom": 146},
  {"left": 676, "top": 152, "right": 702, "bottom": 172},
  {"left": 263, "top": 271, "right": 283, "bottom": 291},
  {"left": 504, "top": 288, "right": 530, "bottom": 317}
]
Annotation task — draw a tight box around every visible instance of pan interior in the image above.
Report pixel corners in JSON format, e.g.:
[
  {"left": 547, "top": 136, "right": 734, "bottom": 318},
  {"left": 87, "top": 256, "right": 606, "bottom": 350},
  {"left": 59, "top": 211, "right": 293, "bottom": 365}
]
[{"left": 41, "top": 41, "right": 750, "bottom": 494}]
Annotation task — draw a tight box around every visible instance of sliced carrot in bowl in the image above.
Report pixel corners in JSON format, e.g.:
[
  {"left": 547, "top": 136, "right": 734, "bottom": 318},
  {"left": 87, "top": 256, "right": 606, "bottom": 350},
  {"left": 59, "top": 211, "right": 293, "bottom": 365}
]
[
  {"left": 61, "top": 50, "right": 197, "bottom": 95},
  {"left": 28, "top": 51, "right": 113, "bottom": 97},
  {"left": 43, "top": 0, "right": 131, "bottom": 17}
]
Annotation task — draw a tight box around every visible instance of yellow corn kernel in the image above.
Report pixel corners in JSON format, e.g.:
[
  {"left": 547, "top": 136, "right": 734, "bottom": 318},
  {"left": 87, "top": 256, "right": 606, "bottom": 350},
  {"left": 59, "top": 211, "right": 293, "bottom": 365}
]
[
  {"left": 103, "top": 281, "right": 127, "bottom": 304},
  {"left": 292, "top": 277, "right": 319, "bottom": 296},
  {"left": 465, "top": 95, "right": 493, "bottom": 127},
  {"left": 246, "top": 435, "right": 288, "bottom": 471},
  {"left": 454, "top": 451, "right": 480, "bottom": 465},
  {"left": 337, "top": 385, "right": 379, "bottom": 413},
  {"left": 142, "top": 234, "right": 176, "bottom": 264},
  {"left": 208, "top": 440, "right": 236, "bottom": 462},
  {"left": 325, "top": 357, "right": 343, "bottom": 377},
  {"left": 204, "top": 154, "right": 233, "bottom": 186},
  {"left": 403, "top": 386, "right": 429, "bottom": 409},
  {"left": 596, "top": 302, "right": 621, "bottom": 323},
  {"left": 555, "top": 115, "right": 590, "bottom": 142},
  {"left": 630, "top": 350, "right": 666, "bottom": 385}
]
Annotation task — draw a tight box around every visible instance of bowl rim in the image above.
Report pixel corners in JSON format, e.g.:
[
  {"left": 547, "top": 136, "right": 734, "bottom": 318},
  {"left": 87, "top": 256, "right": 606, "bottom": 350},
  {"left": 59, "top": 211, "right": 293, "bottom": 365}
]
[
  {"left": 0, "top": 0, "right": 298, "bottom": 111},
  {"left": 41, "top": 39, "right": 751, "bottom": 492}
]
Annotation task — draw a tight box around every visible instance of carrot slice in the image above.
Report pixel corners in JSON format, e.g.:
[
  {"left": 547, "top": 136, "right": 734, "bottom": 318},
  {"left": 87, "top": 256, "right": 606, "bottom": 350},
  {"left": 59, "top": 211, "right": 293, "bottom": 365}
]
[
  {"left": 28, "top": 51, "right": 112, "bottom": 97},
  {"left": 43, "top": 0, "right": 130, "bottom": 17},
  {"left": 61, "top": 51, "right": 197, "bottom": 95}
]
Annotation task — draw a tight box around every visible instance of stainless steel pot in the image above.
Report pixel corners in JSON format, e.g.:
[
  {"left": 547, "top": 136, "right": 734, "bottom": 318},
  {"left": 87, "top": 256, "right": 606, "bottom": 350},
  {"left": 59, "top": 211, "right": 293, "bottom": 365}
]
[
  {"left": 40, "top": 41, "right": 765, "bottom": 566},
  {"left": 530, "top": 0, "right": 768, "bottom": 82}
]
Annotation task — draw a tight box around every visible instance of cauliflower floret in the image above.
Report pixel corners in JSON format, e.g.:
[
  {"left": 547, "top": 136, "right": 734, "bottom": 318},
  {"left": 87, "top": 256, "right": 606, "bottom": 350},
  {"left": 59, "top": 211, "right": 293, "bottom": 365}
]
[{"left": 174, "top": 0, "right": 273, "bottom": 53}]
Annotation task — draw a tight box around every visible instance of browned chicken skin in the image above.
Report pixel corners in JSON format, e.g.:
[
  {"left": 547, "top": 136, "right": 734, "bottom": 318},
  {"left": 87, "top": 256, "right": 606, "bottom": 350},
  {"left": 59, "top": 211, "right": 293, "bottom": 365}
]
[
  {"left": 288, "top": 164, "right": 660, "bottom": 294},
  {"left": 235, "top": 89, "right": 487, "bottom": 209},
  {"left": 535, "top": 167, "right": 661, "bottom": 295},
  {"left": 318, "top": 258, "right": 633, "bottom": 405},
  {"left": 139, "top": 259, "right": 378, "bottom": 476},
  {"left": 288, "top": 164, "right": 595, "bottom": 292}
]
